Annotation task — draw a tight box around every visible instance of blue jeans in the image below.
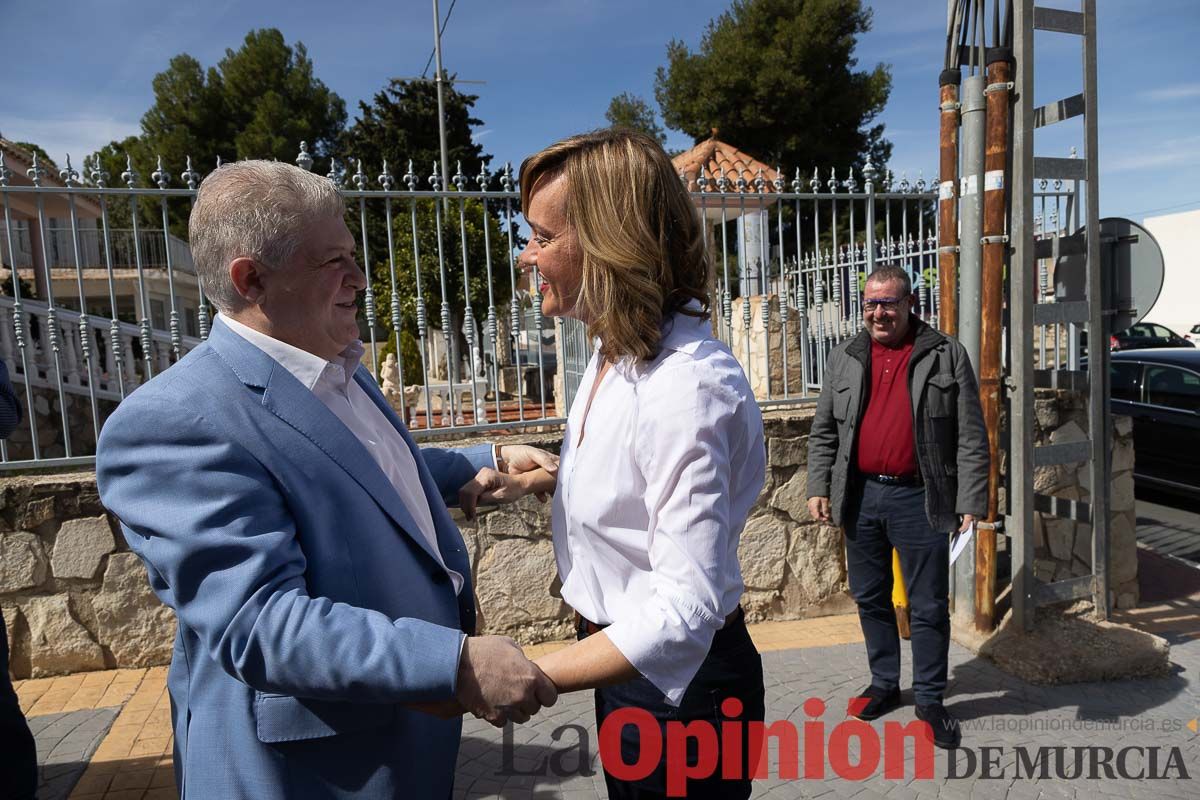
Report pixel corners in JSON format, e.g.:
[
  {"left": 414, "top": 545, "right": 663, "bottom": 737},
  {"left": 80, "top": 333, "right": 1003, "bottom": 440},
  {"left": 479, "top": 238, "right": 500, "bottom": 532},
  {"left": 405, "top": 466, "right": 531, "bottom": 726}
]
[
  {"left": 587, "top": 609, "right": 765, "bottom": 799},
  {"left": 844, "top": 479, "right": 951, "bottom": 706},
  {"left": 1, "top": 608, "right": 38, "bottom": 799}
]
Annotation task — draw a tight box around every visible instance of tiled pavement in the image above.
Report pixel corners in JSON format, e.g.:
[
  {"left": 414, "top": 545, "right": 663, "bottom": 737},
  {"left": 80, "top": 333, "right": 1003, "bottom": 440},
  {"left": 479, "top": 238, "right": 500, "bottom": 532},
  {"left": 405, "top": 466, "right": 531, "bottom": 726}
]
[{"left": 14, "top": 574, "right": 1200, "bottom": 800}]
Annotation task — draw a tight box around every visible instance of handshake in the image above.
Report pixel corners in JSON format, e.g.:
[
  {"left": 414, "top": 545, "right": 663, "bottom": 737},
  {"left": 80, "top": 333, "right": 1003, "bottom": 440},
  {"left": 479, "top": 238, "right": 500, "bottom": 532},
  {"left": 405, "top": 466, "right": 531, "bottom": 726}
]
[
  {"left": 413, "top": 634, "right": 557, "bottom": 727},
  {"left": 458, "top": 443, "right": 560, "bottom": 520}
]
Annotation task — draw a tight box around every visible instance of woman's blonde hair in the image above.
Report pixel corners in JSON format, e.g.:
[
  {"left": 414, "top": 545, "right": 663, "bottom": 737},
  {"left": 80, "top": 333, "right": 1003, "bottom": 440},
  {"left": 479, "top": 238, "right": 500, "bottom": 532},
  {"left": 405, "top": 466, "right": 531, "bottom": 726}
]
[{"left": 520, "top": 129, "right": 710, "bottom": 363}]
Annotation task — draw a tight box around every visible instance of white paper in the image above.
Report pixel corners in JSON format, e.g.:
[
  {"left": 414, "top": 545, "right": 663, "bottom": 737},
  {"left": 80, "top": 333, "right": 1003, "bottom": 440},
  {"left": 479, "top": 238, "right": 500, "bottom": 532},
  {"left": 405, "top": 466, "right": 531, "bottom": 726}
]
[{"left": 950, "top": 520, "right": 976, "bottom": 566}]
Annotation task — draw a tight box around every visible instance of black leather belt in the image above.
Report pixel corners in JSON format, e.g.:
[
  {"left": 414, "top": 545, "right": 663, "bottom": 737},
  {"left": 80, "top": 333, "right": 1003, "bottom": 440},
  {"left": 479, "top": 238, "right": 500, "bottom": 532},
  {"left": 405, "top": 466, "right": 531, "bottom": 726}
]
[
  {"left": 574, "top": 606, "right": 744, "bottom": 638},
  {"left": 861, "top": 472, "right": 924, "bottom": 487}
]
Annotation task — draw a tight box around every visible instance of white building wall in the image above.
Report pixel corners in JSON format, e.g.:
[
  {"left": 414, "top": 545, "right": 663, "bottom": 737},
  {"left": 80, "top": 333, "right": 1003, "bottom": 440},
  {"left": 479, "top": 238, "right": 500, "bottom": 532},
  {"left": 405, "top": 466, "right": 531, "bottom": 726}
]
[{"left": 1143, "top": 209, "right": 1200, "bottom": 336}]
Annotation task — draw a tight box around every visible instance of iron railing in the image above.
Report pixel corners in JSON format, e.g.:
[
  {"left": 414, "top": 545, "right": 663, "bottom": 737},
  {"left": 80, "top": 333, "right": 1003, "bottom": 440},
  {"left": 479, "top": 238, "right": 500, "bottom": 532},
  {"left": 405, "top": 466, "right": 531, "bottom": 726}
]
[{"left": 0, "top": 141, "right": 960, "bottom": 469}]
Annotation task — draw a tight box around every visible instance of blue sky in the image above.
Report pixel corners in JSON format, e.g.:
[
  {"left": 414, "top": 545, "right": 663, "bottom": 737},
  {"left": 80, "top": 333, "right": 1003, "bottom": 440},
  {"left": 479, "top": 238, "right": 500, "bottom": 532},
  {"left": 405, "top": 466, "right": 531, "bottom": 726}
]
[{"left": 2, "top": 0, "right": 1197, "bottom": 221}]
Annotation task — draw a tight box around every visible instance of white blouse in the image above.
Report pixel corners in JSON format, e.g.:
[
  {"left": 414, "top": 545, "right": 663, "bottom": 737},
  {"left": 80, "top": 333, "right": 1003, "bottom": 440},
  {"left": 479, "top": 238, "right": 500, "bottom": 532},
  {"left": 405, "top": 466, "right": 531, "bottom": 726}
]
[{"left": 551, "top": 308, "right": 766, "bottom": 705}]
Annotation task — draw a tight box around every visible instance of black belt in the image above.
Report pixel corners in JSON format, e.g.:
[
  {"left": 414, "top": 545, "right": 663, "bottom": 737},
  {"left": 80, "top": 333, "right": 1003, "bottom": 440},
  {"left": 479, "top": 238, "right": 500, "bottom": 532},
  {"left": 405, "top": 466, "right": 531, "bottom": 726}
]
[
  {"left": 861, "top": 471, "right": 924, "bottom": 487},
  {"left": 574, "top": 606, "right": 744, "bottom": 638}
]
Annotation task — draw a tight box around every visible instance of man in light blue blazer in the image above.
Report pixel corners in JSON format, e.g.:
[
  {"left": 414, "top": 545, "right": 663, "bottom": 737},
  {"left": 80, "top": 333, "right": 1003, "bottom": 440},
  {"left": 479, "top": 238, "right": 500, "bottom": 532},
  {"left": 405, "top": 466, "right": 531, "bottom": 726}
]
[{"left": 96, "top": 160, "right": 558, "bottom": 799}]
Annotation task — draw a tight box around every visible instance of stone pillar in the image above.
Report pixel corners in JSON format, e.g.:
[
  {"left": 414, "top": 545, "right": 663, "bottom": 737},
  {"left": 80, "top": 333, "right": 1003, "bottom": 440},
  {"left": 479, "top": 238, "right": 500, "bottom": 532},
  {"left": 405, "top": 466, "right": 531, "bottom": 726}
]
[
  {"left": 737, "top": 211, "right": 765, "bottom": 298},
  {"left": 728, "top": 295, "right": 804, "bottom": 401}
]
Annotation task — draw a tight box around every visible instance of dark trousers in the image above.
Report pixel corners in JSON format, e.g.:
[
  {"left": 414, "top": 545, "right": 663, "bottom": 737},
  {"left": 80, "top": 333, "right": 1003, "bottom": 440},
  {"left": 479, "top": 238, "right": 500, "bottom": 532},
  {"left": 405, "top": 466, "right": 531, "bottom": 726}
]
[
  {"left": 588, "top": 610, "right": 765, "bottom": 799},
  {"left": 1, "top": 609, "right": 38, "bottom": 800},
  {"left": 844, "top": 479, "right": 950, "bottom": 706}
]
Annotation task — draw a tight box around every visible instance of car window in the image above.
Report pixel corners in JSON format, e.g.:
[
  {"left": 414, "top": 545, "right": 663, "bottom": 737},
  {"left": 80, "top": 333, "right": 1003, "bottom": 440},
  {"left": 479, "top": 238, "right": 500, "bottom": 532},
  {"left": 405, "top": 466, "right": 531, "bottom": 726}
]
[
  {"left": 1127, "top": 324, "right": 1152, "bottom": 338},
  {"left": 1191, "top": 324, "right": 1200, "bottom": 335},
  {"left": 1111, "top": 363, "right": 1141, "bottom": 402},
  {"left": 1144, "top": 365, "right": 1200, "bottom": 413},
  {"left": 1151, "top": 325, "right": 1174, "bottom": 339}
]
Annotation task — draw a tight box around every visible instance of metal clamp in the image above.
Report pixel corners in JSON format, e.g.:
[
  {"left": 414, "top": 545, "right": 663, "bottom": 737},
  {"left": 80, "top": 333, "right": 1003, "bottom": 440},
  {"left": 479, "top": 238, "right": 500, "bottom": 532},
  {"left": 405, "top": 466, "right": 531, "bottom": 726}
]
[
  {"left": 939, "top": 101, "right": 962, "bottom": 112},
  {"left": 981, "top": 234, "right": 1010, "bottom": 244},
  {"left": 937, "top": 245, "right": 961, "bottom": 254},
  {"left": 984, "top": 81, "right": 1015, "bottom": 95}
]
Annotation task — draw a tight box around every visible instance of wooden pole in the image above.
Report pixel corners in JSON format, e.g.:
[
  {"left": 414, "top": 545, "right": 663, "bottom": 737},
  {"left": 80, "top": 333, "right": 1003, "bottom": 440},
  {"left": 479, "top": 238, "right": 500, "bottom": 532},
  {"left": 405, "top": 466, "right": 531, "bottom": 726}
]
[
  {"left": 938, "top": 71, "right": 962, "bottom": 336},
  {"left": 975, "top": 50, "right": 1012, "bottom": 633}
]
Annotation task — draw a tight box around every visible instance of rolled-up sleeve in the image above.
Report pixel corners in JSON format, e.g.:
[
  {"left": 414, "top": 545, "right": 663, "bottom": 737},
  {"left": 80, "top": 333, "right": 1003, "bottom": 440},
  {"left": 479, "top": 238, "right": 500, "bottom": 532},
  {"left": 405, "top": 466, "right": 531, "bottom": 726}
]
[{"left": 601, "top": 361, "right": 763, "bottom": 705}]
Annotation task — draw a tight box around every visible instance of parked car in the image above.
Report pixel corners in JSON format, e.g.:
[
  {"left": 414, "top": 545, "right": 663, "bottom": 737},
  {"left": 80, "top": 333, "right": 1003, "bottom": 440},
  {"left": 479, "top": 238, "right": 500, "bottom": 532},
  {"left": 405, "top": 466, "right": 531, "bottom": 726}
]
[
  {"left": 1110, "top": 349, "right": 1200, "bottom": 500},
  {"left": 1185, "top": 323, "right": 1200, "bottom": 344},
  {"left": 1110, "top": 322, "right": 1193, "bottom": 351}
]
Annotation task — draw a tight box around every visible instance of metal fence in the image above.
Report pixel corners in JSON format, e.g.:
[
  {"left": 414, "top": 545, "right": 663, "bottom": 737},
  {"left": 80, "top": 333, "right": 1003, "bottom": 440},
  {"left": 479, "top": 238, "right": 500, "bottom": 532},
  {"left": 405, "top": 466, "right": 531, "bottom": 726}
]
[
  {"left": 700, "top": 165, "right": 940, "bottom": 405},
  {"left": 0, "top": 142, "right": 952, "bottom": 470}
]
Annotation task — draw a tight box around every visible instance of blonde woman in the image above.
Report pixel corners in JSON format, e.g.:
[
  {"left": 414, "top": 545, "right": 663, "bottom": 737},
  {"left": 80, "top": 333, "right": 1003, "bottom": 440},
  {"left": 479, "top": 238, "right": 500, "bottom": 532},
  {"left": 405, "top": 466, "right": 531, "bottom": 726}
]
[{"left": 463, "top": 129, "right": 766, "bottom": 798}]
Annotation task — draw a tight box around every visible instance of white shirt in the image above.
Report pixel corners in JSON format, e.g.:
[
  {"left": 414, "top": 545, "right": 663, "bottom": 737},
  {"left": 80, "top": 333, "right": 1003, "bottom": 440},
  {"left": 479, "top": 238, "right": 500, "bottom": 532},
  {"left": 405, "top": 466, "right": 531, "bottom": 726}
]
[
  {"left": 220, "top": 314, "right": 466, "bottom": 595},
  {"left": 552, "top": 307, "right": 766, "bottom": 705}
]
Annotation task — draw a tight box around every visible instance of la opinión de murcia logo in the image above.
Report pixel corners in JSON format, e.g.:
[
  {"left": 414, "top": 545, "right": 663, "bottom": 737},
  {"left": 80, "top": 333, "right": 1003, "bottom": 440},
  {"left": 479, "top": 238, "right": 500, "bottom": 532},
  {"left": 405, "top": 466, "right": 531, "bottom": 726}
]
[{"left": 501, "top": 697, "right": 1194, "bottom": 797}]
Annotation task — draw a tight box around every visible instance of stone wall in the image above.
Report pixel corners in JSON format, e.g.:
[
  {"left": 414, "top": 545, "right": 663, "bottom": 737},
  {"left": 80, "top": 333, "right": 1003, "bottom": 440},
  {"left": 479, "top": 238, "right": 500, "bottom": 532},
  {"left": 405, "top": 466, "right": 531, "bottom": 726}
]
[
  {"left": 1026, "top": 389, "right": 1139, "bottom": 609},
  {"left": 1, "top": 409, "right": 851, "bottom": 678},
  {"left": 0, "top": 473, "right": 175, "bottom": 679}
]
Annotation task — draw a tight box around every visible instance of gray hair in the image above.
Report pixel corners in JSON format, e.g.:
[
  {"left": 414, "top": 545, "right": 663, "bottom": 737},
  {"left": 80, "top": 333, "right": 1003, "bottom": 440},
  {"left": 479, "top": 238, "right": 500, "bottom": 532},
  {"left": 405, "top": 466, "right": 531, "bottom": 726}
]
[
  {"left": 865, "top": 265, "right": 912, "bottom": 296},
  {"left": 188, "top": 160, "right": 345, "bottom": 312}
]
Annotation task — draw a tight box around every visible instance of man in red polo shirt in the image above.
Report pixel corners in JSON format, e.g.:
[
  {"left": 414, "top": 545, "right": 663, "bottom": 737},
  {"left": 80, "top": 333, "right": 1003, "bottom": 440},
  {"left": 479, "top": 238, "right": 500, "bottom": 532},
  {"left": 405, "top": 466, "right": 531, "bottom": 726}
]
[{"left": 806, "top": 265, "right": 988, "bottom": 750}]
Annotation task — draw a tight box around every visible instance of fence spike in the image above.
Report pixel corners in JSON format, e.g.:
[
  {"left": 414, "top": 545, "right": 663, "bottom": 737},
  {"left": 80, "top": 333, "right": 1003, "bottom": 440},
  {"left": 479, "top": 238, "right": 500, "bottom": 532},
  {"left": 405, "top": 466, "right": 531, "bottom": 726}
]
[
  {"left": 59, "top": 155, "right": 80, "bottom": 187},
  {"left": 27, "top": 153, "right": 45, "bottom": 187},
  {"left": 122, "top": 154, "right": 139, "bottom": 188},
  {"left": 181, "top": 156, "right": 200, "bottom": 190},
  {"left": 152, "top": 156, "right": 170, "bottom": 189}
]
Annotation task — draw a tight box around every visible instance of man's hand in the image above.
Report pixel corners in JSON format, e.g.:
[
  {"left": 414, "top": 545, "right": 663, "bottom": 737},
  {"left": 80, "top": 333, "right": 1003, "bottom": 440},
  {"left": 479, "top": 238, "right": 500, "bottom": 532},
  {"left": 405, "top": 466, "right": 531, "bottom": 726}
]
[
  {"left": 498, "top": 445, "right": 559, "bottom": 477},
  {"left": 958, "top": 513, "right": 976, "bottom": 533},
  {"left": 807, "top": 496, "right": 831, "bottom": 523},
  {"left": 456, "top": 636, "right": 558, "bottom": 727},
  {"left": 459, "top": 468, "right": 530, "bottom": 520}
]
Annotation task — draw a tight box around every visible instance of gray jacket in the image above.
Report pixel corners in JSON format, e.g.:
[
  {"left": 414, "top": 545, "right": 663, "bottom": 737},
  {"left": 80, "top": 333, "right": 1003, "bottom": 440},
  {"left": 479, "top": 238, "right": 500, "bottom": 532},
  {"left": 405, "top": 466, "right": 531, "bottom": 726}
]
[{"left": 807, "top": 319, "right": 989, "bottom": 533}]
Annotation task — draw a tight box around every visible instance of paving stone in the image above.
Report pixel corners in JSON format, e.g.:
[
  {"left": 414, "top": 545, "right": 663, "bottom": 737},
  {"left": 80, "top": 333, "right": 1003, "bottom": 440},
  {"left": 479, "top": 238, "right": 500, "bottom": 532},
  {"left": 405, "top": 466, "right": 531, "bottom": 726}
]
[{"left": 30, "top": 707, "right": 119, "bottom": 800}]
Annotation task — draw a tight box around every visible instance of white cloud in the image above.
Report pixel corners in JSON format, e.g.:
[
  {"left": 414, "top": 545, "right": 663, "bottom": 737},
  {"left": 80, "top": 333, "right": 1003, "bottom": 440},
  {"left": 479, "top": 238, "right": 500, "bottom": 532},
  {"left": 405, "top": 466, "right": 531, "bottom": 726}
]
[
  {"left": 1106, "top": 135, "right": 1200, "bottom": 173},
  {"left": 1142, "top": 84, "right": 1200, "bottom": 102},
  {"left": 2, "top": 115, "right": 140, "bottom": 166}
]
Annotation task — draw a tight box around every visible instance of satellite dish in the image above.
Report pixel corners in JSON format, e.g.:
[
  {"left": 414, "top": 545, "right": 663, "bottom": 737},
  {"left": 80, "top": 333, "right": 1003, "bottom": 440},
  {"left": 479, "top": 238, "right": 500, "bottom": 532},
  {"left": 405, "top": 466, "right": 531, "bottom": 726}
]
[{"left": 1054, "top": 217, "right": 1165, "bottom": 331}]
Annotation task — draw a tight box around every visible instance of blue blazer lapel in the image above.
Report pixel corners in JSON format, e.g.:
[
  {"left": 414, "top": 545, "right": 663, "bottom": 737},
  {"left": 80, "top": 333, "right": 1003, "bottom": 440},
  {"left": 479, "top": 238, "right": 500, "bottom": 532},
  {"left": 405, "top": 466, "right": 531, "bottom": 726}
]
[
  {"left": 206, "top": 320, "right": 444, "bottom": 570},
  {"left": 352, "top": 368, "right": 474, "bottom": 589}
]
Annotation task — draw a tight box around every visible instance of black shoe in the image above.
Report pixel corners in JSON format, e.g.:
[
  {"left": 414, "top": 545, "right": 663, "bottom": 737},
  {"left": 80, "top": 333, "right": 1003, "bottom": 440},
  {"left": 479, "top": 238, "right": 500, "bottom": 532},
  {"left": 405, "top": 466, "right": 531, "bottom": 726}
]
[
  {"left": 848, "top": 685, "right": 901, "bottom": 721},
  {"left": 915, "top": 703, "right": 962, "bottom": 749}
]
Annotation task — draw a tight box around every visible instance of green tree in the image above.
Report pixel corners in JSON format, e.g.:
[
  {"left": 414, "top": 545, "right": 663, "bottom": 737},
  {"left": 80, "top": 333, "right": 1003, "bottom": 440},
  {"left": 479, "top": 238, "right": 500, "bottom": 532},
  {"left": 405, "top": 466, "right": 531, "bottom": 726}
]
[
  {"left": 341, "top": 77, "right": 516, "bottom": 384},
  {"left": 369, "top": 196, "right": 517, "bottom": 386},
  {"left": 339, "top": 76, "right": 490, "bottom": 184},
  {"left": 84, "top": 29, "right": 346, "bottom": 234},
  {"left": 605, "top": 92, "right": 667, "bottom": 145},
  {"left": 654, "top": 0, "right": 891, "bottom": 172}
]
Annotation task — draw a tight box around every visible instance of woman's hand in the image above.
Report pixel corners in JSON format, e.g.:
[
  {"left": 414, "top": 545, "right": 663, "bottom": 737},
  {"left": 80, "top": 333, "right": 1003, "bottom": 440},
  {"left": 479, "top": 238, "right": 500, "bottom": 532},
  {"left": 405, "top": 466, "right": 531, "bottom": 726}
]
[
  {"left": 497, "top": 444, "right": 559, "bottom": 477},
  {"left": 459, "top": 467, "right": 557, "bottom": 520}
]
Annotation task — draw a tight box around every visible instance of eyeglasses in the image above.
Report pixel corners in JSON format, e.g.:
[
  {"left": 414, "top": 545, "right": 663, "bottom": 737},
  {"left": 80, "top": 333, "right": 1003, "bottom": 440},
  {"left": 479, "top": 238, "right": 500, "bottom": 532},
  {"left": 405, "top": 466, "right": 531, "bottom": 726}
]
[{"left": 862, "top": 296, "right": 907, "bottom": 313}]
